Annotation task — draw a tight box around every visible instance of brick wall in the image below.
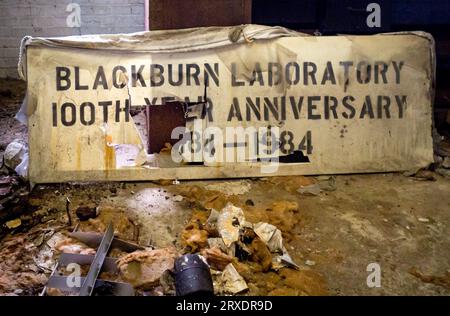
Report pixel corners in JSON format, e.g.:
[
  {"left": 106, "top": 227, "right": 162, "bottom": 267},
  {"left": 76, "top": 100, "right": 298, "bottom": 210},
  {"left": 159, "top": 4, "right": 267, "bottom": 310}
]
[{"left": 0, "top": 0, "right": 145, "bottom": 78}]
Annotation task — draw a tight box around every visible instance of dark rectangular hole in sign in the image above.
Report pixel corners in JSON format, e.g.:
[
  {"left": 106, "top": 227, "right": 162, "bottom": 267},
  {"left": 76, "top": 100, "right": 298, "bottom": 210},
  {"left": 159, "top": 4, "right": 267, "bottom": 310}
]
[
  {"left": 146, "top": 101, "right": 187, "bottom": 154},
  {"left": 278, "top": 151, "right": 310, "bottom": 163}
]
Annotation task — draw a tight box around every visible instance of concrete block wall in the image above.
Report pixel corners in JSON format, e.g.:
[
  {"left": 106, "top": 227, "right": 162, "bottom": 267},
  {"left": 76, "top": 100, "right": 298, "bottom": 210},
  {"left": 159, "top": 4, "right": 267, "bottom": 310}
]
[{"left": 0, "top": 0, "right": 145, "bottom": 79}]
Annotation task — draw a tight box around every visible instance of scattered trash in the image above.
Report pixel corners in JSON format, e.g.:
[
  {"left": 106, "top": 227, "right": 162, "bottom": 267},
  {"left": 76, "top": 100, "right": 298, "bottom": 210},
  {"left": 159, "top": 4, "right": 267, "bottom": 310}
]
[
  {"left": 305, "top": 260, "right": 316, "bottom": 266},
  {"left": 245, "top": 230, "right": 273, "bottom": 272},
  {"left": 4, "top": 140, "right": 27, "bottom": 171},
  {"left": 217, "top": 204, "right": 245, "bottom": 247},
  {"left": 253, "top": 222, "right": 283, "bottom": 253},
  {"left": 215, "top": 203, "right": 299, "bottom": 273},
  {"left": 174, "top": 254, "right": 214, "bottom": 296},
  {"left": 207, "top": 237, "right": 234, "bottom": 256},
  {"left": 417, "top": 217, "right": 430, "bottom": 223},
  {"left": 76, "top": 206, "right": 99, "bottom": 221},
  {"left": 117, "top": 247, "right": 178, "bottom": 290},
  {"left": 218, "top": 263, "right": 248, "bottom": 294},
  {"left": 275, "top": 251, "right": 301, "bottom": 270}
]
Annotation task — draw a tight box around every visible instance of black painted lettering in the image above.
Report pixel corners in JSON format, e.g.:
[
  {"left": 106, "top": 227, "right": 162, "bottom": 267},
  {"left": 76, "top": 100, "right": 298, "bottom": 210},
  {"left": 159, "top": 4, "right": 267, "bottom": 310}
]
[
  {"left": 321, "top": 61, "right": 336, "bottom": 85},
  {"left": 124, "top": 99, "right": 130, "bottom": 122},
  {"left": 204, "top": 63, "right": 219, "bottom": 87},
  {"left": 360, "top": 96, "right": 375, "bottom": 118},
  {"left": 231, "top": 63, "right": 245, "bottom": 86},
  {"left": 168, "top": 64, "right": 183, "bottom": 86},
  {"left": 263, "top": 97, "right": 279, "bottom": 121},
  {"left": 98, "top": 101, "right": 112, "bottom": 122},
  {"left": 307, "top": 96, "right": 321, "bottom": 119},
  {"left": 80, "top": 102, "right": 95, "bottom": 125},
  {"left": 395, "top": 95, "right": 407, "bottom": 118},
  {"left": 150, "top": 64, "right": 164, "bottom": 87},
  {"left": 269, "top": 62, "right": 282, "bottom": 86},
  {"left": 289, "top": 96, "right": 304, "bottom": 119},
  {"left": 392, "top": 61, "right": 404, "bottom": 84},
  {"left": 357, "top": 61, "right": 371, "bottom": 84},
  {"left": 52, "top": 102, "right": 58, "bottom": 126},
  {"left": 342, "top": 95, "right": 356, "bottom": 119},
  {"left": 246, "top": 97, "right": 261, "bottom": 121},
  {"left": 250, "top": 62, "right": 264, "bottom": 86},
  {"left": 56, "top": 67, "right": 71, "bottom": 91},
  {"left": 74, "top": 67, "right": 88, "bottom": 90},
  {"left": 374, "top": 61, "right": 388, "bottom": 84},
  {"left": 377, "top": 95, "right": 391, "bottom": 118},
  {"left": 131, "top": 65, "right": 146, "bottom": 87},
  {"left": 227, "top": 98, "right": 243, "bottom": 121},
  {"left": 285, "top": 62, "right": 300, "bottom": 85},
  {"left": 93, "top": 66, "right": 108, "bottom": 90},
  {"left": 303, "top": 62, "right": 317, "bottom": 85},
  {"left": 61, "top": 102, "right": 76, "bottom": 126},
  {"left": 186, "top": 64, "right": 200, "bottom": 86},
  {"left": 112, "top": 66, "right": 127, "bottom": 89},
  {"left": 324, "top": 96, "right": 338, "bottom": 119}
]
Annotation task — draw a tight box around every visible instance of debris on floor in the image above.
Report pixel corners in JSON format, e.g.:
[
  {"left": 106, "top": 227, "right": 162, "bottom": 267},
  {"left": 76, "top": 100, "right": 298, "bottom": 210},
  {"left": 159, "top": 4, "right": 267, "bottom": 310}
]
[
  {"left": 217, "top": 263, "right": 249, "bottom": 294},
  {"left": 75, "top": 205, "right": 99, "bottom": 221},
  {"left": 177, "top": 201, "right": 305, "bottom": 295},
  {"left": 205, "top": 180, "right": 252, "bottom": 196},
  {"left": 0, "top": 167, "right": 447, "bottom": 296},
  {"left": 409, "top": 267, "right": 450, "bottom": 290},
  {"left": 117, "top": 247, "right": 178, "bottom": 290},
  {"left": 297, "top": 176, "right": 337, "bottom": 195}
]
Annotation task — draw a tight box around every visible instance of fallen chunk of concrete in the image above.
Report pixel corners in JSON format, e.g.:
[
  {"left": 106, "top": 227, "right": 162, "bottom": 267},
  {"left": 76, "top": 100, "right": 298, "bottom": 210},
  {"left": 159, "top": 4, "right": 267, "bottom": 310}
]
[
  {"left": 116, "top": 247, "right": 178, "bottom": 290},
  {"left": 201, "top": 246, "right": 233, "bottom": 271}
]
